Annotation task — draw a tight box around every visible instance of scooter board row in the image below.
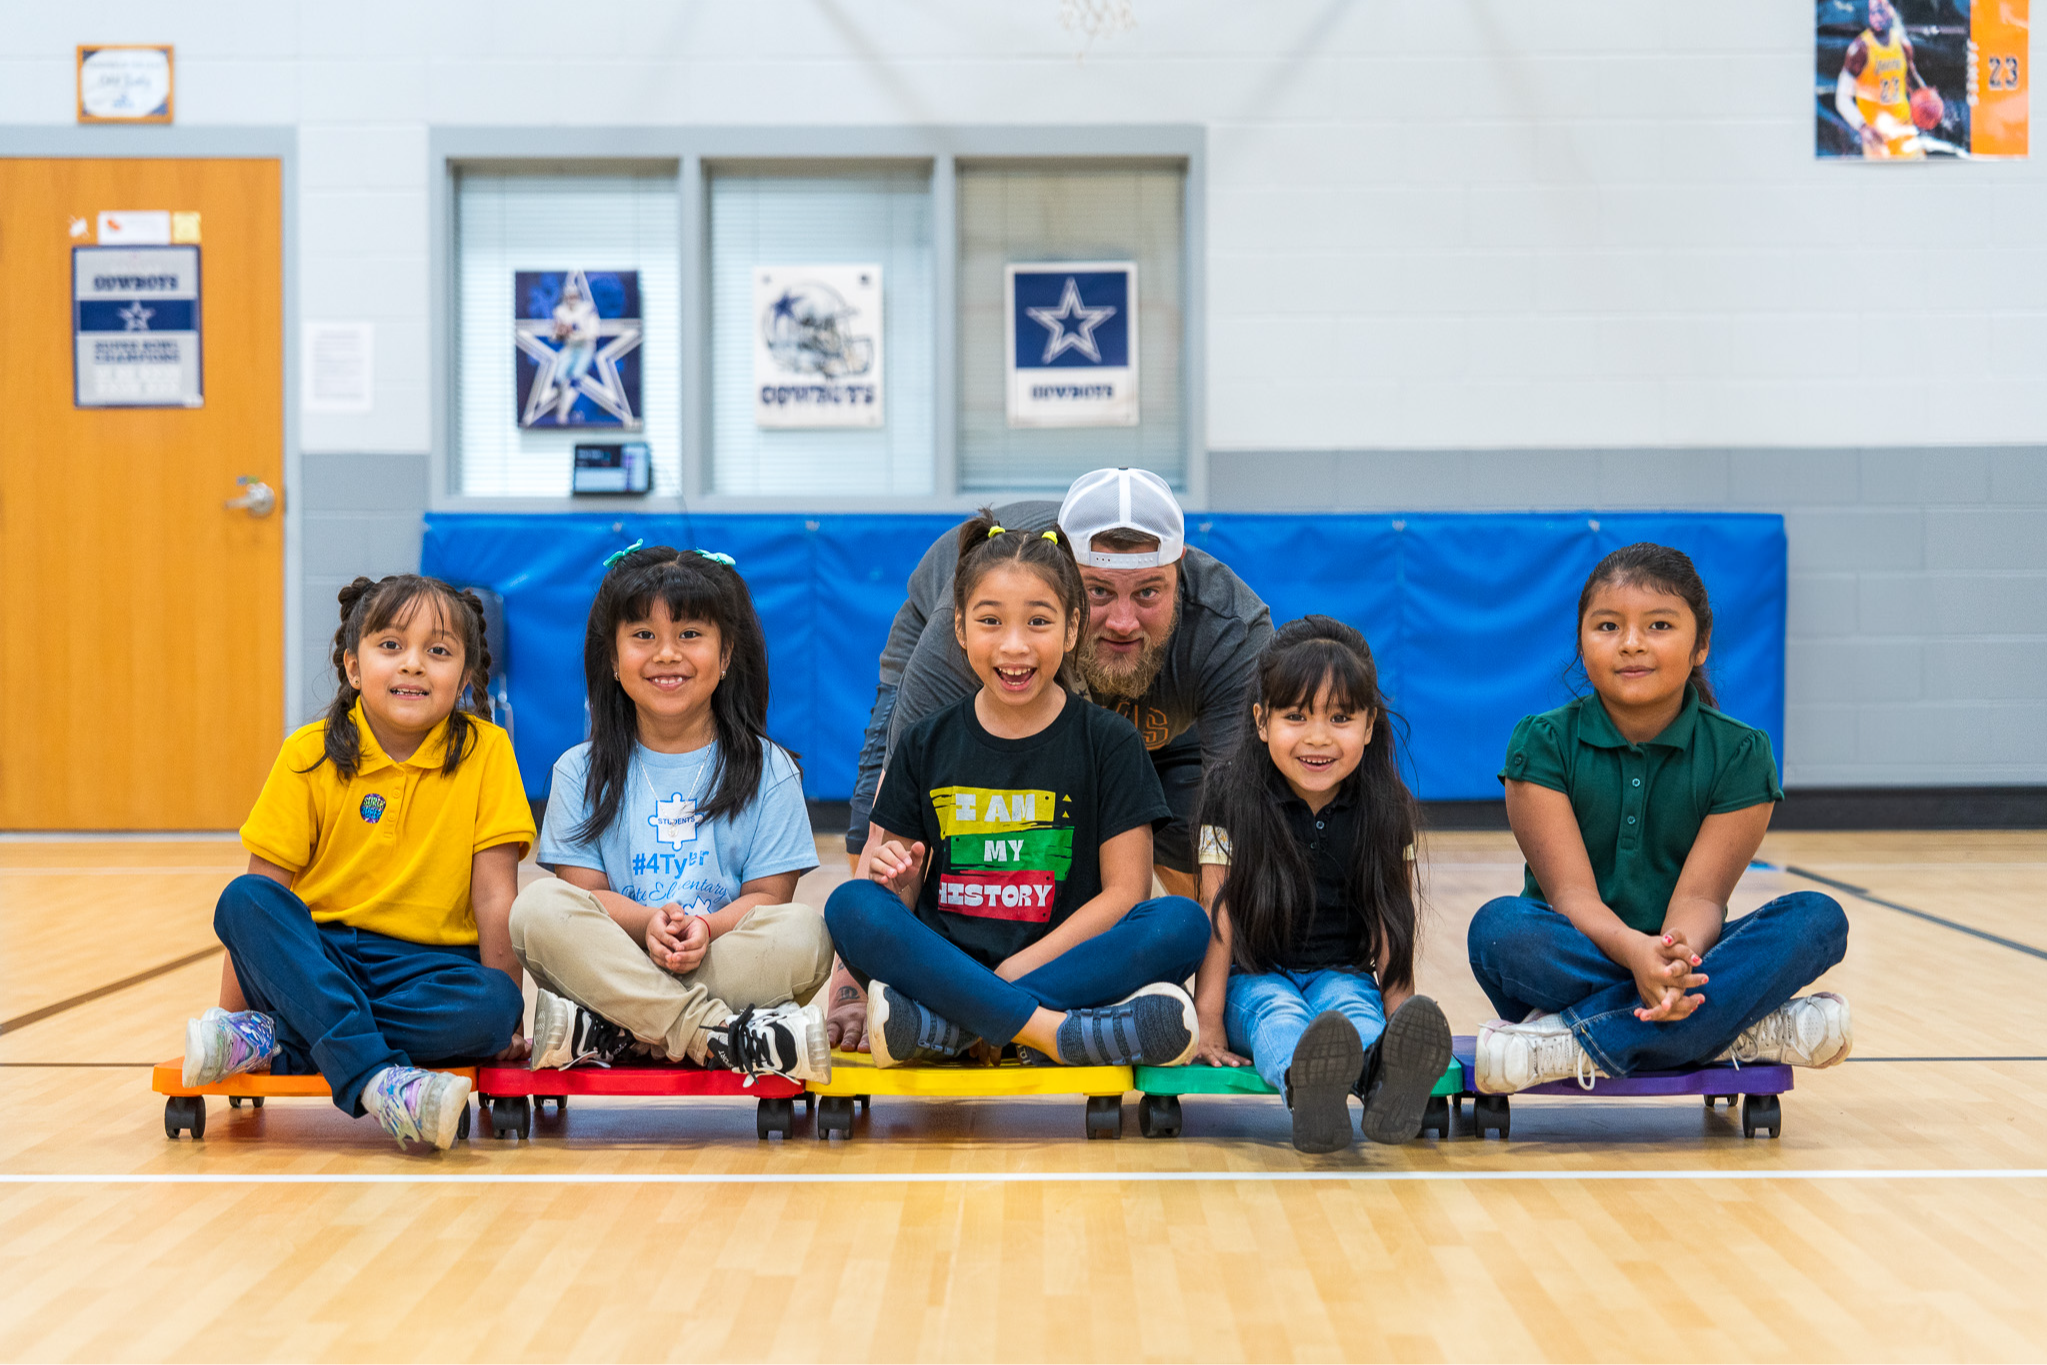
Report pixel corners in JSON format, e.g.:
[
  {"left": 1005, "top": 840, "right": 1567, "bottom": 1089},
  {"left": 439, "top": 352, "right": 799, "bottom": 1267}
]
[
  {"left": 1450, "top": 1036, "right": 1794, "bottom": 1139},
  {"left": 807, "top": 1051, "right": 1134, "bottom": 1140},
  {"left": 151, "top": 1061, "right": 480, "bottom": 1141},
  {"left": 1130, "top": 1060, "right": 1467, "bottom": 1139},
  {"left": 474, "top": 1063, "right": 805, "bottom": 1140}
]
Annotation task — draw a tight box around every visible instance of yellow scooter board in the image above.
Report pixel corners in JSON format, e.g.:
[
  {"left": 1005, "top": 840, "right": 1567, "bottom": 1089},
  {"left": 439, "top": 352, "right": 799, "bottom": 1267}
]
[{"left": 808, "top": 1051, "right": 1134, "bottom": 1140}]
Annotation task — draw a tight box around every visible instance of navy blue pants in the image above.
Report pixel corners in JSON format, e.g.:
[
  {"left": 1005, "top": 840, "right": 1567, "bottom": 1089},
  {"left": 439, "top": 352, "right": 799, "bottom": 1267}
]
[
  {"left": 1466, "top": 891, "right": 1849, "bottom": 1075},
  {"left": 824, "top": 879, "right": 1211, "bottom": 1045},
  {"left": 214, "top": 874, "right": 523, "bottom": 1115}
]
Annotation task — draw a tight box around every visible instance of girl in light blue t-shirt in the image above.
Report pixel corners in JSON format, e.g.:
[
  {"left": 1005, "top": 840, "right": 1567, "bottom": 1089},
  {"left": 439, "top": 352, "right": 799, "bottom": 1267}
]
[{"left": 507, "top": 545, "right": 834, "bottom": 1083}]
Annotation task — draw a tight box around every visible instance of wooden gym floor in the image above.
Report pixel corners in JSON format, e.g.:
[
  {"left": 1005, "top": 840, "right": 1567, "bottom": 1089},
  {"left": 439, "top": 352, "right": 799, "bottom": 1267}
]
[{"left": 2, "top": 830, "right": 2044, "bottom": 1362}]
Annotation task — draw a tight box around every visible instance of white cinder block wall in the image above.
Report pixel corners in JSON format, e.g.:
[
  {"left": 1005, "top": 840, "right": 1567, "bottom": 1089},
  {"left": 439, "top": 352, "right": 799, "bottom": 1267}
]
[{"left": 4, "top": 1, "right": 2041, "bottom": 786}]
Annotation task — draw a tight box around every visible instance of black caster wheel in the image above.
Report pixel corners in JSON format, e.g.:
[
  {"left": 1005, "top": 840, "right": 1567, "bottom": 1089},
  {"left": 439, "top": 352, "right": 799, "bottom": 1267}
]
[
  {"left": 538, "top": 1095, "right": 567, "bottom": 1118},
  {"left": 854, "top": 1094, "right": 871, "bottom": 1112},
  {"left": 163, "top": 1096, "right": 206, "bottom": 1140},
  {"left": 756, "top": 1096, "right": 796, "bottom": 1140},
  {"left": 1741, "top": 1093, "right": 1782, "bottom": 1139},
  {"left": 816, "top": 1095, "right": 856, "bottom": 1139},
  {"left": 1084, "top": 1095, "right": 1123, "bottom": 1140},
  {"left": 227, "top": 1094, "right": 264, "bottom": 1110},
  {"left": 1420, "top": 1094, "right": 1451, "bottom": 1140},
  {"left": 489, "top": 1096, "right": 532, "bottom": 1140},
  {"left": 798, "top": 1093, "right": 813, "bottom": 1112},
  {"left": 1705, "top": 1094, "right": 1735, "bottom": 1110},
  {"left": 1472, "top": 1094, "right": 1511, "bottom": 1140},
  {"left": 457, "top": 1104, "right": 472, "bottom": 1141},
  {"left": 1136, "top": 1093, "right": 1182, "bottom": 1139}
]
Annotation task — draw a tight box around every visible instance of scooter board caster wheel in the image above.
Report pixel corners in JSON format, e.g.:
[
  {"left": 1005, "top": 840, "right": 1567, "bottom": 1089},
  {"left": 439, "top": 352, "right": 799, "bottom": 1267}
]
[
  {"left": 1084, "top": 1095, "right": 1123, "bottom": 1139},
  {"left": 1137, "top": 1092, "right": 1183, "bottom": 1139}
]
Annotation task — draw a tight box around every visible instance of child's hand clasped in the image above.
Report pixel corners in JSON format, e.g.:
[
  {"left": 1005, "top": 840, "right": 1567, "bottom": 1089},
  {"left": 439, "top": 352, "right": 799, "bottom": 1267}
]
[
  {"left": 1629, "top": 930, "right": 1707, "bottom": 1022},
  {"left": 866, "top": 839, "right": 926, "bottom": 896},
  {"left": 647, "top": 905, "right": 710, "bottom": 974}
]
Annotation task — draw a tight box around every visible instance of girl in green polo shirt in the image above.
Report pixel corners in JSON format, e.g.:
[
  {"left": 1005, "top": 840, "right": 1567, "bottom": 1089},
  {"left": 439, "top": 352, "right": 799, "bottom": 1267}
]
[{"left": 1469, "top": 543, "right": 1853, "bottom": 1093}]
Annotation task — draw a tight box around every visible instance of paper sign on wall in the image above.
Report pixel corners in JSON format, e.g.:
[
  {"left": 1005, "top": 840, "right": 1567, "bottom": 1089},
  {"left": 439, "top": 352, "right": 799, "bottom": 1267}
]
[
  {"left": 1005, "top": 262, "right": 1137, "bottom": 428},
  {"left": 1815, "top": 0, "right": 2028, "bottom": 159},
  {"left": 73, "top": 244, "right": 202, "bottom": 408},
  {"left": 304, "top": 322, "right": 375, "bottom": 414},
  {"left": 753, "top": 264, "right": 884, "bottom": 428}
]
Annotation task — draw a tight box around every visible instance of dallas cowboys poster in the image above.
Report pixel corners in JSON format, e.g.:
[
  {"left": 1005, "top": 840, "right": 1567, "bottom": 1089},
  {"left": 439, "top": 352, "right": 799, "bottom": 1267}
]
[
  {"left": 1005, "top": 262, "right": 1137, "bottom": 428},
  {"left": 753, "top": 264, "right": 885, "bottom": 428},
  {"left": 514, "top": 269, "right": 643, "bottom": 429},
  {"left": 73, "top": 245, "right": 202, "bottom": 408}
]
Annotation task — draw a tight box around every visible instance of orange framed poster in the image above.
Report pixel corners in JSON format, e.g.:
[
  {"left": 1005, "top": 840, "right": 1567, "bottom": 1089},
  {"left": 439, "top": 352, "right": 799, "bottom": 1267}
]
[{"left": 76, "top": 45, "right": 175, "bottom": 124}]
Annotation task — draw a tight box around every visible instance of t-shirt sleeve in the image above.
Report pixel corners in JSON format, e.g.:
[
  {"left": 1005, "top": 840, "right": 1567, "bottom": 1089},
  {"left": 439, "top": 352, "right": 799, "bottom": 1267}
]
[
  {"left": 470, "top": 726, "right": 536, "bottom": 858},
  {"left": 736, "top": 745, "right": 821, "bottom": 884},
  {"left": 887, "top": 615, "right": 979, "bottom": 758},
  {"left": 1189, "top": 571, "right": 1273, "bottom": 773},
  {"left": 535, "top": 749, "right": 604, "bottom": 874},
  {"left": 239, "top": 739, "right": 320, "bottom": 873},
  {"left": 1196, "top": 825, "right": 1232, "bottom": 866},
  {"left": 870, "top": 722, "right": 929, "bottom": 840},
  {"left": 1499, "top": 713, "right": 1570, "bottom": 794},
  {"left": 1708, "top": 728, "right": 1786, "bottom": 814},
  {"left": 1091, "top": 711, "right": 1173, "bottom": 840}
]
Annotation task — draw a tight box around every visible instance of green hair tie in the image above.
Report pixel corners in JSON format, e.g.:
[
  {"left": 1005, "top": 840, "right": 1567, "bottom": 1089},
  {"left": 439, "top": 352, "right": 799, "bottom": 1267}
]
[
  {"left": 695, "top": 549, "right": 736, "bottom": 567},
  {"left": 602, "top": 539, "right": 644, "bottom": 569}
]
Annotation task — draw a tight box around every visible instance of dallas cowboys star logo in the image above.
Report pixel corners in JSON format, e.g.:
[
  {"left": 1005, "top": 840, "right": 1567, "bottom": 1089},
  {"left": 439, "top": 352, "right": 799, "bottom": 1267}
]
[
  {"left": 513, "top": 268, "right": 644, "bottom": 428},
  {"left": 1026, "top": 277, "right": 1117, "bottom": 365},
  {"left": 118, "top": 300, "right": 154, "bottom": 332}
]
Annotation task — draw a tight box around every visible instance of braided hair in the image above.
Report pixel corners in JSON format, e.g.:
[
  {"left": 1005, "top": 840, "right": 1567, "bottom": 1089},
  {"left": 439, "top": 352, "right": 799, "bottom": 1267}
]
[{"left": 312, "top": 574, "right": 494, "bottom": 779}]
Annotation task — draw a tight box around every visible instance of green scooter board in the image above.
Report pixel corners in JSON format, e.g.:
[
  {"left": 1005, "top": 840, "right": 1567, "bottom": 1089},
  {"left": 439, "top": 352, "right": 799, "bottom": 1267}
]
[{"left": 1130, "top": 1059, "right": 1466, "bottom": 1139}]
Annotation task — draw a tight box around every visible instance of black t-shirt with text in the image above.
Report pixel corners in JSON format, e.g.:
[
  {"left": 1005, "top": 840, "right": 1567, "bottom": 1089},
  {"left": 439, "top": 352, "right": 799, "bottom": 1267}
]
[{"left": 872, "top": 691, "right": 1172, "bottom": 969}]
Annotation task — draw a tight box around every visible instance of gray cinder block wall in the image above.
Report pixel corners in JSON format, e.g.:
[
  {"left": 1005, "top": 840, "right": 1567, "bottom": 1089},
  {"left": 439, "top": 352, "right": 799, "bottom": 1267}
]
[{"left": 298, "top": 454, "right": 429, "bottom": 719}]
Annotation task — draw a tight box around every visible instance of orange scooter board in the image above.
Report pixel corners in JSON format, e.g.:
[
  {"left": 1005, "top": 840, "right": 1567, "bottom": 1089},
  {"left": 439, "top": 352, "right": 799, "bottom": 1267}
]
[{"left": 151, "top": 1061, "right": 480, "bottom": 1140}]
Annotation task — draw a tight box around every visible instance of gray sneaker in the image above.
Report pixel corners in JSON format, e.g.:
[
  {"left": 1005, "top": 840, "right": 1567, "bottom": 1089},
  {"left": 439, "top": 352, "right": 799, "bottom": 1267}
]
[
  {"left": 1054, "top": 983, "right": 1199, "bottom": 1067},
  {"left": 866, "top": 982, "right": 973, "bottom": 1069},
  {"left": 359, "top": 1065, "right": 472, "bottom": 1151}
]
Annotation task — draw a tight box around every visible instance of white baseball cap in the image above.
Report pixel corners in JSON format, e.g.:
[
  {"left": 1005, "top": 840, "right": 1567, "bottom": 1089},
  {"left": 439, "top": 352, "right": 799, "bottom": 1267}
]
[{"left": 1058, "top": 467, "right": 1185, "bottom": 570}]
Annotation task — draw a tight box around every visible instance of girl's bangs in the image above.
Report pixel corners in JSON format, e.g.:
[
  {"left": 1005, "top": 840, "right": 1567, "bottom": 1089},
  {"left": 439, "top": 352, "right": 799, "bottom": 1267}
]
[
  {"left": 360, "top": 579, "right": 460, "bottom": 641},
  {"left": 615, "top": 560, "right": 730, "bottom": 629},
  {"left": 1264, "top": 644, "right": 1372, "bottom": 715}
]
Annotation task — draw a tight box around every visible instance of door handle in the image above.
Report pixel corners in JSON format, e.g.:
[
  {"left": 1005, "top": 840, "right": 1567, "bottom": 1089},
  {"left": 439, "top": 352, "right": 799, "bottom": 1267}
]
[{"left": 224, "top": 477, "right": 277, "bottom": 518}]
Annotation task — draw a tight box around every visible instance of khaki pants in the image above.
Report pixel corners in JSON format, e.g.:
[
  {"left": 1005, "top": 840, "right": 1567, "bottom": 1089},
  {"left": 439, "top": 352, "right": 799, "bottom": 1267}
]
[{"left": 508, "top": 877, "right": 834, "bottom": 1063}]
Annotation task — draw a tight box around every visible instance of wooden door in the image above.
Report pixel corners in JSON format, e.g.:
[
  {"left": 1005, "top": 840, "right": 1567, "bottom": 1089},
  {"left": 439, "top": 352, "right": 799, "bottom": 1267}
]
[{"left": 0, "top": 158, "right": 282, "bottom": 829}]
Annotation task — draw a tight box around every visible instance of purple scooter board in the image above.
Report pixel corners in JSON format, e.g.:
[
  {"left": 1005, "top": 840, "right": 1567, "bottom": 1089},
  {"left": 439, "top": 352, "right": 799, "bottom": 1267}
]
[{"left": 1452, "top": 1035, "right": 1792, "bottom": 1140}]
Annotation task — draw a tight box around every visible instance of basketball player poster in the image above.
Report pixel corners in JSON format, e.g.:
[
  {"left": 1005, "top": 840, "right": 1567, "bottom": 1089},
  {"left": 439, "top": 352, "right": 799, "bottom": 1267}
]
[
  {"left": 513, "top": 269, "right": 643, "bottom": 429},
  {"left": 752, "top": 264, "right": 885, "bottom": 428},
  {"left": 1816, "top": 0, "right": 2028, "bottom": 159}
]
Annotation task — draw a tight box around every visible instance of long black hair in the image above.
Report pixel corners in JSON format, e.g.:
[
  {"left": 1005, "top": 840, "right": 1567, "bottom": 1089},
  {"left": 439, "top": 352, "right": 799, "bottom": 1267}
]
[
  {"left": 576, "top": 545, "right": 785, "bottom": 844},
  {"left": 1198, "top": 616, "right": 1421, "bottom": 988},
  {"left": 951, "top": 508, "right": 1089, "bottom": 679},
  {"left": 1574, "top": 542, "right": 1717, "bottom": 708},
  {"left": 313, "top": 574, "right": 493, "bottom": 779}
]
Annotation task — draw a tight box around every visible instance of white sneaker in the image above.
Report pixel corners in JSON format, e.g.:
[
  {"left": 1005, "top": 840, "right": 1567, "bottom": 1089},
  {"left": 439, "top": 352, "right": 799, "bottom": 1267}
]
[
  {"left": 360, "top": 1065, "right": 472, "bottom": 1151},
  {"left": 529, "top": 988, "right": 639, "bottom": 1069},
  {"left": 1474, "top": 1013, "right": 1607, "bottom": 1094},
  {"left": 1720, "top": 993, "right": 1852, "bottom": 1069},
  {"left": 704, "top": 1000, "right": 832, "bottom": 1084}
]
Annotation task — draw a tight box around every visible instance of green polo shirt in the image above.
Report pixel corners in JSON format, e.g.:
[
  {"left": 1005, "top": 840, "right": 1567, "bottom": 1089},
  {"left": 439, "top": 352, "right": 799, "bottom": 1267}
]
[{"left": 1498, "top": 686, "right": 1783, "bottom": 934}]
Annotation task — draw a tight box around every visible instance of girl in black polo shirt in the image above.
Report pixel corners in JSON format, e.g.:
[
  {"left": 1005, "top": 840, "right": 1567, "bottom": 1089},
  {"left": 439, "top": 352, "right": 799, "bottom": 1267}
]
[
  {"left": 1191, "top": 617, "right": 1453, "bottom": 1154},
  {"left": 1469, "top": 543, "right": 1852, "bottom": 1095}
]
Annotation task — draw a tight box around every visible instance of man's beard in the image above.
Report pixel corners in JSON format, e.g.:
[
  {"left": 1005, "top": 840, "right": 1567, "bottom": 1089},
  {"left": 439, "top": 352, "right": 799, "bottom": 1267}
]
[{"left": 1076, "top": 598, "right": 1180, "bottom": 700}]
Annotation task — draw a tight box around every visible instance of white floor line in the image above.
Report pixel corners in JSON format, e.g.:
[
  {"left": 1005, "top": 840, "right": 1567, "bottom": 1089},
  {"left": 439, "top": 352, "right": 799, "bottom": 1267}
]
[{"left": 1, "top": 1169, "right": 2044, "bottom": 1187}]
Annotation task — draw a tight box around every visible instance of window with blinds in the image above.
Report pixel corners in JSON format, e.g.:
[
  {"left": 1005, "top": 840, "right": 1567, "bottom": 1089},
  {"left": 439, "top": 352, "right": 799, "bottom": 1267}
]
[
  {"left": 957, "top": 162, "right": 1186, "bottom": 492},
  {"left": 707, "top": 166, "right": 935, "bottom": 496},
  {"left": 453, "top": 167, "right": 681, "bottom": 497}
]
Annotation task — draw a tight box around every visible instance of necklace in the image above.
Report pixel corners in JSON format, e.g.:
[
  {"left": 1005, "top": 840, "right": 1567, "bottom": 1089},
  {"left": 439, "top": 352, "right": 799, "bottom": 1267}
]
[{"left": 637, "top": 742, "right": 714, "bottom": 850}]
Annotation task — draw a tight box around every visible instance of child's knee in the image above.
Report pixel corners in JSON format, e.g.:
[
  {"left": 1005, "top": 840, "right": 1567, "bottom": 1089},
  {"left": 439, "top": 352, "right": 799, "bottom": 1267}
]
[
  {"left": 481, "top": 967, "right": 525, "bottom": 1028},
  {"left": 1782, "top": 890, "right": 1849, "bottom": 961},
  {"left": 780, "top": 902, "right": 836, "bottom": 998},
  {"left": 823, "top": 878, "right": 892, "bottom": 945},
  {"left": 507, "top": 877, "right": 594, "bottom": 962},
  {"left": 214, "top": 873, "right": 283, "bottom": 941},
  {"left": 1144, "top": 895, "right": 1211, "bottom": 973}
]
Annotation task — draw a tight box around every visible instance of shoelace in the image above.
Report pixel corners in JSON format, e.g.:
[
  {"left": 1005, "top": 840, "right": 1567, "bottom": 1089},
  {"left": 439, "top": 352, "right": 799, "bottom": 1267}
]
[
  {"left": 566, "top": 1013, "right": 636, "bottom": 1069},
  {"left": 718, "top": 1006, "right": 789, "bottom": 1086}
]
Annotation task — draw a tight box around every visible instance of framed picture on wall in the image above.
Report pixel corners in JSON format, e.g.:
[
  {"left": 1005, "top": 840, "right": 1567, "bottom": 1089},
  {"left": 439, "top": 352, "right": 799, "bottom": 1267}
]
[
  {"left": 76, "top": 45, "right": 174, "bottom": 124},
  {"left": 512, "top": 269, "right": 644, "bottom": 429}
]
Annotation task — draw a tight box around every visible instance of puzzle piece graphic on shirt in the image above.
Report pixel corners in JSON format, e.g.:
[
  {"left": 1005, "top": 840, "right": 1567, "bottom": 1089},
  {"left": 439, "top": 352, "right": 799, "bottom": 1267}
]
[{"left": 648, "top": 793, "right": 698, "bottom": 850}]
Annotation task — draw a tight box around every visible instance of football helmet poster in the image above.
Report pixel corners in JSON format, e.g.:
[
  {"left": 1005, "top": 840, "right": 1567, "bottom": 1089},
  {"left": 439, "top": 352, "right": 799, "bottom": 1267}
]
[
  {"left": 513, "top": 269, "right": 644, "bottom": 429},
  {"left": 1815, "top": 0, "right": 2028, "bottom": 159},
  {"left": 753, "top": 264, "right": 885, "bottom": 428}
]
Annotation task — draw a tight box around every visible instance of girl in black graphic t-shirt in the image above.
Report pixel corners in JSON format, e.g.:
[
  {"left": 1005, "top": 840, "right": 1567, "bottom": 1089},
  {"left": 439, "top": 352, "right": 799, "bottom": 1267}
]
[{"left": 823, "top": 513, "right": 1208, "bottom": 1069}]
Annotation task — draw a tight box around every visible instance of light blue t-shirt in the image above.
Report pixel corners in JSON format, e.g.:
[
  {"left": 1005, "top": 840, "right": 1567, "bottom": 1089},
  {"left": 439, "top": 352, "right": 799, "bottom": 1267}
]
[{"left": 537, "top": 738, "right": 817, "bottom": 912}]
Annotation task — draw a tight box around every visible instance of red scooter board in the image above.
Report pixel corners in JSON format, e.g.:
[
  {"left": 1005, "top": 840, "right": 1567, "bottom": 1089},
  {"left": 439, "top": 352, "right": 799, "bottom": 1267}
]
[
  {"left": 1451, "top": 1035, "right": 1793, "bottom": 1139},
  {"left": 473, "top": 1063, "right": 805, "bottom": 1140},
  {"left": 151, "top": 1060, "right": 480, "bottom": 1140}
]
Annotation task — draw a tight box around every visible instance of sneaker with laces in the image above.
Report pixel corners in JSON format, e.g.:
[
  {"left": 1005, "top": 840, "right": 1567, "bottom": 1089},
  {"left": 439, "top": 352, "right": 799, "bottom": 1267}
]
[
  {"left": 1285, "top": 1011, "right": 1363, "bottom": 1155},
  {"left": 529, "top": 988, "right": 641, "bottom": 1069},
  {"left": 866, "top": 982, "right": 972, "bottom": 1069},
  {"left": 360, "top": 1065, "right": 472, "bottom": 1150},
  {"left": 1355, "top": 995, "right": 1453, "bottom": 1144},
  {"left": 1474, "top": 1013, "right": 1608, "bottom": 1094},
  {"left": 1055, "top": 983, "right": 1199, "bottom": 1067},
  {"left": 182, "top": 1007, "right": 280, "bottom": 1087},
  {"left": 704, "top": 1000, "right": 832, "bottom": 1083},
  {"left": 1719, "top": 992, "right": 1852, "bottom": 1069}
]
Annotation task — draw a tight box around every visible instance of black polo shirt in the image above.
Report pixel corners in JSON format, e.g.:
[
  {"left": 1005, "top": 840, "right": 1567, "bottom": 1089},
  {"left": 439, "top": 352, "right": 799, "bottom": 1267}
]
[{"left": 1201, "top": 789, "right": 1370, "bottom": 974}]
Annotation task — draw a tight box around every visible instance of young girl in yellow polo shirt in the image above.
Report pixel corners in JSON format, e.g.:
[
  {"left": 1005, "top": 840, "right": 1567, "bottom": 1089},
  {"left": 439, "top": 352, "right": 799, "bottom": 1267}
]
[
  {"left": 1469, "top": 543, "right": 1853, "bottom": 1093},
  {"left": 182, "top": 574, "right": 534, "bottom": 1150}
]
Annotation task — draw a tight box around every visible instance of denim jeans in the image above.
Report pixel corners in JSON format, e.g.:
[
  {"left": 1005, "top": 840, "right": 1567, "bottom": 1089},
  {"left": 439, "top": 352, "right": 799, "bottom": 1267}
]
[
  {"left": 824, "top": 879, "right": 1211, "bottom": 1045},
  {"left": 215, "top": 874, "right": 524, "bottom": 1115},
  {"left": 1466, "top": 890, "right": 1849, "bottom": 1076},
  {"left": 846, "top": 681, "right": 898, "bottom": 855},
  {"left": 1224, "top": 968, "right": 1386, "bottom": 1095}
]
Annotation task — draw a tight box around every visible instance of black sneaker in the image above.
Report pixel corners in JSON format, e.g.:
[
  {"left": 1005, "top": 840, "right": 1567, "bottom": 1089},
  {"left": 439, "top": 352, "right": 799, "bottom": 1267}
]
[
  {"left": 866, "top": 982, "right": 974, "bottom": 1068},
  {"left": 1054, "top": 983, "right": 1199, "bottom": 1067},
  {"left": 530, "top": 988, "right": 639, "bottom": 1069},
  {"left": 703, "top": 1001, "right": 832, "bottom": 1083},
  {"left": 1285, "top": 1011, "right": 1363, "bottom": 1155},
  {"left": 1356, "top": 996, "right": 1452, "bottom": 1144}
]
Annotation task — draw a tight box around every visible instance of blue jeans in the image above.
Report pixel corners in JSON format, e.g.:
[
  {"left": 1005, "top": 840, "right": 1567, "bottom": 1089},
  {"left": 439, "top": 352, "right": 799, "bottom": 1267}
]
[
  {"left": 214, "top": 874, "right": 524, "bottom": 1115},
  {"left": 824, "top": 879, "right": 1211, "bottom": 1045},
  {"left": 1224, "top": 968, "right": 1386, "bottom": 1095},
  {"left": 1466, "top": 891, "right": 1849, "bottom": 1076}
]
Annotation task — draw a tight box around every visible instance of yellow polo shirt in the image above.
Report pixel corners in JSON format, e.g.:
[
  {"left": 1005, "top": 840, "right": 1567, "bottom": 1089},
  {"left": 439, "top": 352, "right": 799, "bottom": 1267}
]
[{"left": 239, "top": 702, "right": 534, "bottom": 945}]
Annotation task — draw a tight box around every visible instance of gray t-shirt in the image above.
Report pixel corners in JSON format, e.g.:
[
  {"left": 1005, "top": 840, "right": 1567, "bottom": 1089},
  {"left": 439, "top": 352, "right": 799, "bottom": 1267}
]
[{"left": 850, "top": 499, "right": 1272, "bottom": 844}]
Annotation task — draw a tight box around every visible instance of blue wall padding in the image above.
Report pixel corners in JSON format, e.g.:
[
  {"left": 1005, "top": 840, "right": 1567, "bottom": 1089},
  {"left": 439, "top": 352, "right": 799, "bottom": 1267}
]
[{"left": 422, "top": 511, "right": 1785, "bottom": 803}]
